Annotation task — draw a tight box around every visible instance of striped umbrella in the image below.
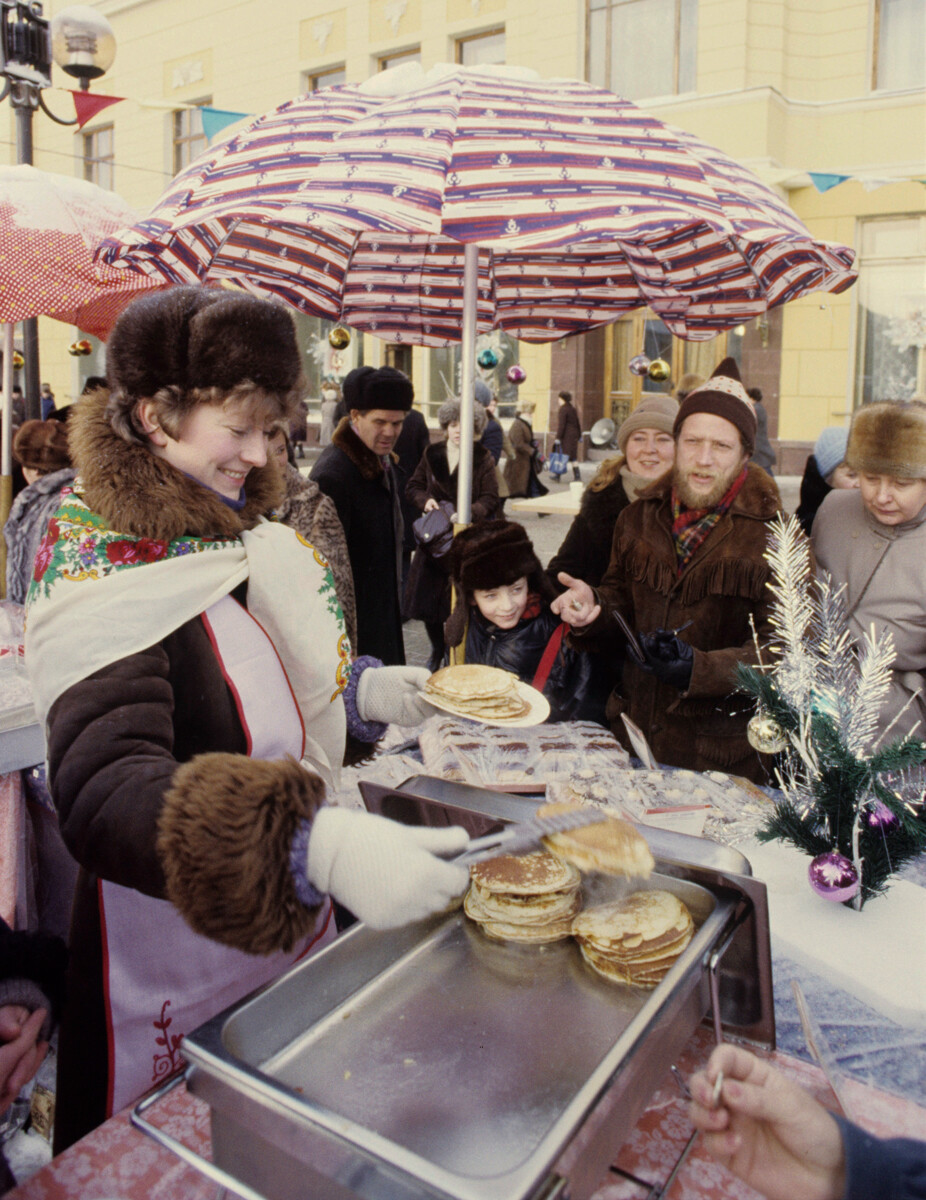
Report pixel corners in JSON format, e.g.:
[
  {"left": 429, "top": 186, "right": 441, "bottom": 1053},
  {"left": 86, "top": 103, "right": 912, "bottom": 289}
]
[{"left": 97, "top": 65, "right": 858, "bottom": 518}]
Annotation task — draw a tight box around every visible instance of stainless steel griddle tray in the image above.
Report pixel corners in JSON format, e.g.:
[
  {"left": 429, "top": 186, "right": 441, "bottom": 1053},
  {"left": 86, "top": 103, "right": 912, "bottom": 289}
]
[{"left": 177, "top": 875, "right": 738, "bottom": 1200}]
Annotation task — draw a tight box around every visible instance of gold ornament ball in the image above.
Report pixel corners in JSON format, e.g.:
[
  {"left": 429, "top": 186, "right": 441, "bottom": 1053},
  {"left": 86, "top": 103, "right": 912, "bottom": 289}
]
[
  {"left": 328, "top": 325, "right": 351, "bottom": 350},
  {"left": 647, "top": 357, "right": 671, "bottom": 382},
  {"left": 747, "top": 713, "right": 788, "bottom": 754}
]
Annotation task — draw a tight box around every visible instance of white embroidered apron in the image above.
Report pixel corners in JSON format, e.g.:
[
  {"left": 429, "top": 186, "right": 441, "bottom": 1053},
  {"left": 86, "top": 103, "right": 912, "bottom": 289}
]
[{"left": 98, "top": 594, "right": 335, "bottom": 1116}]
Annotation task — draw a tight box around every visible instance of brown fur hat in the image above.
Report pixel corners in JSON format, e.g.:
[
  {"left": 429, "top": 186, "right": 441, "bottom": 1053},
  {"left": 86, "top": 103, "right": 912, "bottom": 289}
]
[
  {"left": 444, "top": 520, "right": 554, "bottom": 647},
  {"left": 106, "top": 286, "right": 303, "bottom": 404},
  {"left": 846, "top": 401, "right": 926, "bottom": 479},
  {"left": 13, "top": 420, "right": 71, "bottom": 473},
  {"left": 674, "top": 357, "right": 757, "bottom": 454}
]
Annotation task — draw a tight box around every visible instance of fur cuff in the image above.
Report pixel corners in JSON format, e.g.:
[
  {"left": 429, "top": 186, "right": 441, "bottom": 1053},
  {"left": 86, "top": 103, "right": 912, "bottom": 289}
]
[{"left": 158, "top": 753, "right": 326, "bottom": 955}]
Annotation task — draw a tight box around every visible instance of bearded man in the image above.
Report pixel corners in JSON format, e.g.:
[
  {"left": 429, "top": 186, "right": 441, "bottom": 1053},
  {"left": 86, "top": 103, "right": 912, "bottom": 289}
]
[{"left": 553, "top": 359, "right": 782, "bottom": 783}]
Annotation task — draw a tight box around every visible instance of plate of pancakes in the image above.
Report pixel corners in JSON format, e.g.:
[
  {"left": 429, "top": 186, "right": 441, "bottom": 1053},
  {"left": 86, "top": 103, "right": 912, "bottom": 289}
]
[{"left": 422, "top": 664, "right": 550, "bottom": 727}]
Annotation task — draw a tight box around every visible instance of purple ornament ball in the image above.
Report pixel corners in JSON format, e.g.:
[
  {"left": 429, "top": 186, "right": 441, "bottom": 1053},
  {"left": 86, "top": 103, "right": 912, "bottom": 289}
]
[
  {"left": 507, "top": 364, "right": 527, "bottom": 385},
  {"left": 862, "top": 799, "right": 899, "bottom": 831},
  {"left": 629, "top": 354, "right": 651, "bottom": 377},
  {"left": 808, "top": 851, "right": 859, "bottom": 903},
  {"left": 477, "top": 348, "right": 500, "bottom": 369}
]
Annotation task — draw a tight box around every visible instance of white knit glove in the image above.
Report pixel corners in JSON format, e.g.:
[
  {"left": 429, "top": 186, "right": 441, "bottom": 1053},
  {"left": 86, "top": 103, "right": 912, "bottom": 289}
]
[
  {"left": 355, "top": 665, "right": 437, "bottom": 728},
  {"left": 306, "top": 808, "right": 470, "bottom": 928}
]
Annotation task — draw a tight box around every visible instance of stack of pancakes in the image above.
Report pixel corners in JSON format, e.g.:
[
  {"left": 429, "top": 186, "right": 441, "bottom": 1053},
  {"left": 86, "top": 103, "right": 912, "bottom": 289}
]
[
  {"left": 571, "top": 890, "right": 694, "bottom": 988},
  {"left": 464, "top": 851, "right": 582, "bottom": 942},
  {"left": 424, "top": 664, "right": 530, "bottom": 720}
]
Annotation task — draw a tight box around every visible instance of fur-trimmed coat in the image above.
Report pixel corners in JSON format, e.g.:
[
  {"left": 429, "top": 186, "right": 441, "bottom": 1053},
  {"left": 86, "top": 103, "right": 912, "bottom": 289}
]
[
  {"left": 403, "top": 440, "right": 499, "bottom": 623},
  {"left": 310, "top": 417, "right": 406, "bottom": 664},
  {"left": 39, "top": 390, "right": 341, "bottom": 1150},
  {"left": 573, "top": 465, "right": 782, "bottom": 782},
  {"left": 276, "top": 461, "right": 357, "bottom": 653}
]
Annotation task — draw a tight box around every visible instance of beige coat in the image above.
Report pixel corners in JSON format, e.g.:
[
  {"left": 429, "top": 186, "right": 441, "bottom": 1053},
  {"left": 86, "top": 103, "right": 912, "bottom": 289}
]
[{"left": 812, "top": 488, "right": 926, "bottom": 743}]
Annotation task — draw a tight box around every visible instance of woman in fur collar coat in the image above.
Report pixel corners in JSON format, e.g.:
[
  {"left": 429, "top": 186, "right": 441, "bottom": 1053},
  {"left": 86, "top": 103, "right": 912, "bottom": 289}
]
[
  {"left": 813, "top": 401, "right": 926, "bottom": 743},
  {"left": 24, "top": 289, "right": 467, "bottom": 1149},
  {"left": 403, "top": 397, "right": 499, "bottom": 670}
]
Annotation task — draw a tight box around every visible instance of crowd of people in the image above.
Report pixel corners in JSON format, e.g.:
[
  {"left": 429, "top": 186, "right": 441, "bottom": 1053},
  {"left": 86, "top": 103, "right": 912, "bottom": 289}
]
[{"left": 3, "top": 285, "right": 926, "bottom": 1198}]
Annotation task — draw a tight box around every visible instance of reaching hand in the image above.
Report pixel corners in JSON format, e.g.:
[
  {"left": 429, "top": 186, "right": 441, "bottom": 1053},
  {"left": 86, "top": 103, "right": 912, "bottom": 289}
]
[
  {"left": 689, "top": 1044, "right": 846, "bottom": 1200},
  {"left": 306, "top": 807, "right": 470, "bottom": 928},
  {"left": 0, "top": 1007, "right": 48, "bottom": 1116},
  {"left": 637, "top": 630, "right": 694, "bottom": 690},
  {"left": 551, "top": 572, "right": 600, "bottom": 627}
]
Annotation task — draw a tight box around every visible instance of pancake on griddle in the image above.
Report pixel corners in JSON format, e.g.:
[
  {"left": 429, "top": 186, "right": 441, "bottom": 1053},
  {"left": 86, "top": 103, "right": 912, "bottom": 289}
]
[
  {"left": 424, "top": 664, "right": 530, "bottom": 720},
  {"left": 572, "top": 889, "right": 694, "bottom": 989},
  {"left": 464, "top": 850, "right": 582, "bottom": 943},
  {"left": 536, "top": 800, "right": 654, "bottom": 879}
]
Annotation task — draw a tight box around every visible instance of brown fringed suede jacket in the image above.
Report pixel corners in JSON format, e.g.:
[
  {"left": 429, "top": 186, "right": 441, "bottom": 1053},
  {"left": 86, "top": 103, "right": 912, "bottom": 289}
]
[
  {"left": 43, "top": 391, "right": 350, "bottom": 1150},
  {"left": 574, "top": 464, "right": 782, "bottom": 782}
]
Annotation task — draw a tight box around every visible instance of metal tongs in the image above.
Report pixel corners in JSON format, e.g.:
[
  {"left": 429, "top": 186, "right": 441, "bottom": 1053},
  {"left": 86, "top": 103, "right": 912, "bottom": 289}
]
[{"left": 454, "top": 808, "right": 607, "bottom": 865}]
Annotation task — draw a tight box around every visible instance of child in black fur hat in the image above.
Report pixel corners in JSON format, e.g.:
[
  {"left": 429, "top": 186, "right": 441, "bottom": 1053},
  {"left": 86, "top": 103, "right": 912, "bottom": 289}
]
[{"left": 444, "top": 520, "right": 612, "bottom": 724}]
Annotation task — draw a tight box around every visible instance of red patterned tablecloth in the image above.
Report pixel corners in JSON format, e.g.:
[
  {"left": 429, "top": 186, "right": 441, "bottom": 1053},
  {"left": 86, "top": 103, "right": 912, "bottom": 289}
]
[{"left": 9, "top": 1026, "right": 926, "bottom": 1200}]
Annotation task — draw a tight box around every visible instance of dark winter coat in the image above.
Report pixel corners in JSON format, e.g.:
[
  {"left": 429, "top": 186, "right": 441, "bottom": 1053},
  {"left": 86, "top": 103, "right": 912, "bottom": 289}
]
[
  {"left": 3, "top": 467, "right": 76, "bottom": 603},
  {"left": 403, "top": 440, "right": 499, "bottom": 622},
  {"left": 795, "top": 453, "right": 831, "bottom": 535},
  {"left": 546, "top": 474, "right": 631, "bottom": 592},
  {"left": 504, "top": 415, "right": 538, "bottom": 498},
  {"left": 393, "top": 408, "right": 431, "bottom": 554},
  {"left": 37, "top": 391, "right": 343, "bottom": 1150},
  {"left": 750, "top": 401, "right": 776, "bottom": 474},
  {"left": 482, "top": 416, "right": 504, "bottom": 463},
  {"left": 462, "top": 604, "right": 612, "bottom": 725},
  {"left": 311, "top": 417, "right": 406, "bottom": 664},
  {"left": 572, "top": 465, "right": 783, "bottom": 782},
  {"left": 275, "top": 461, "right": 357, "bottom": 653},
  {"left": 556, "top": 401, "right": 582, "bottom": 460}
]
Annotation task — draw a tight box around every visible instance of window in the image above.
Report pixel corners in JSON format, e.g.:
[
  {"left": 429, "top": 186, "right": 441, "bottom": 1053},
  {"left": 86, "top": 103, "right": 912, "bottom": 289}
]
[
  {"left": 173, "top": 103, "right": 209, "bottom": 173},
  {"left": 456, "top": 29, "right": 505, "bottom": 66},
  {"left": 83, "top": 125, "right": 114, "bottom": 191},
  {"left": 873, "top": 0, "right": 926, "bottom": 90},
  {"left": 587, "top": 0, "right": 697, "bottom": 100},
  {"left": 379, "top": 47, "right": 420, "bottom": 71},
  {"left": 306, "top": 65, "right": 346, "bottom": 91},
  {"left": 854, "top": 216, "right": 926, "bottom": 407}
]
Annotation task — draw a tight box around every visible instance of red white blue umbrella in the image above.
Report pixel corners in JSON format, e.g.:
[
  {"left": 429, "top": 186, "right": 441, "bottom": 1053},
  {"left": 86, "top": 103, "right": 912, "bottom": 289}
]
[{"left": 97, "top": 65, "right": 858, "bottom": 519}]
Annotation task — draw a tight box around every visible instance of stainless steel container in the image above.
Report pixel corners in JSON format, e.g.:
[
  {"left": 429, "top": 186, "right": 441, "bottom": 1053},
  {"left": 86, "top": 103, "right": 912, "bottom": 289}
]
[{"left": 141, "top": 776, "right": 773, "bottom": 1200}]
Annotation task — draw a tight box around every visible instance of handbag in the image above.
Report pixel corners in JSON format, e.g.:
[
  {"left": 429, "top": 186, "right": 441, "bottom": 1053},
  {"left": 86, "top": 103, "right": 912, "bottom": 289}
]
[
  {"left": 412, "top": 500, "right": 455, "bottom": 558},
  {"left": 548, "top": 440, "right": 570, "bottom": 477}
]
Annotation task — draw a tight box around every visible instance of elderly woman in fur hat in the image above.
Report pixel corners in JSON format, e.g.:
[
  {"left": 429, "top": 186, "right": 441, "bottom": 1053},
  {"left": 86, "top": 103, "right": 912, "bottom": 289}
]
[
  {"left": 813, "top": 401, "right": 926, "bottom": 743},
  {"left": 23, "top": 287, "right": 467, "bottom": 1150},
  {"left": 404, "top": 396, "right": 500, "bottom": 670},
  {"left": 3, "top": 419, "right": 75, "bottom": 603}
]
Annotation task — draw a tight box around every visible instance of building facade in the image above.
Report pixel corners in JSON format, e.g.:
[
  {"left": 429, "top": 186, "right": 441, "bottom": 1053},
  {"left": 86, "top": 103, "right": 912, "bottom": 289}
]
[{"left": 8, "top": 0, "right": 925, "bottom": 465}]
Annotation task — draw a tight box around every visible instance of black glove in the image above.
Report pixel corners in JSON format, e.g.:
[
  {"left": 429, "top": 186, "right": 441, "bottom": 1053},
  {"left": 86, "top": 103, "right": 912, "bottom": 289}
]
[{"left": 637, "top": 630, "right": 694, "bottom": 691}]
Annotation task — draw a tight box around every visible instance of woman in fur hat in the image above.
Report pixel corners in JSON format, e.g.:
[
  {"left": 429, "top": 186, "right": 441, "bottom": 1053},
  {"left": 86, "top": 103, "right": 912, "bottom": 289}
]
[
  {"left": 444, "top": 520, "right": 612, "bottom": 724},
  {"left": 404, "top": 396, "right": 500, "bottom": 670},
  {"left": 813, "top": 401, "right": 926, "bottom": 742},
  {"left": 547, "top": 393, "right": 678, "bottom": 593},
  {"left": 4, "top": 420, "right": 76, "bottom": 603},
  {"left": 23, "top": 287, "right": 467, "bottom": 1149}
]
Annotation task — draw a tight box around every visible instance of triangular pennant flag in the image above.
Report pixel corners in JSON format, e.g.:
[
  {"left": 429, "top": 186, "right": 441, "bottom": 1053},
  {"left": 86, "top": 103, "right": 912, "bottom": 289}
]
[
  {"left": 857, "top": 176, "right": 900, "bottom": 192},
  {"left": 201, "top": 107, "right": 251, "bottom": 142},
  {"left": 70, "top": 90, "right": 125, "bottom": 129},
  {"left": 807, "top": 172, "right": 850, "bottom": 193}
]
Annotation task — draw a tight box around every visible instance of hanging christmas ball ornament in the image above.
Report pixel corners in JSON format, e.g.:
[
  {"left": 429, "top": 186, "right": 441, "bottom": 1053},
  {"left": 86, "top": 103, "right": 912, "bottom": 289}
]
[
  {"left": 747, "top": 712, "right": 788, "bottom": 754},
  {"left": 629, "top": 354, "right": 651, "bottom": 377},
  {"left": 67, "top": 340, "right": 93, "bottom": 357},
  {"left": 506, "top": 364, "right": 527, "bottom": 385},
  {"left": 862, "top": 799, "right": 899, "bottom": 831},
  {"left": 11, "top": 350, "right": 24, "bottom": 369},
  {"left": 647, "top": 357, "right": 671, "bottom": 382},
  {"left": 808, "top": 851, "right": 860, "bottom": 903},
  {"left": 477, "top": 347, "right": 500, "bottom": 369},
  {"left": 328, "top": 325, "right": 351, "bottom": 350}
]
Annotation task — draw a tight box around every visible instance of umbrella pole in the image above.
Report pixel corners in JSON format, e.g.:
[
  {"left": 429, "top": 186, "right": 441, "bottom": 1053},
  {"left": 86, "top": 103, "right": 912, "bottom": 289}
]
[
  {"left": 0, "top": 322, "right": 13, "bottom": 597},
  {"left": 456, "top": 243, "right": 479, "bottom": 526}
]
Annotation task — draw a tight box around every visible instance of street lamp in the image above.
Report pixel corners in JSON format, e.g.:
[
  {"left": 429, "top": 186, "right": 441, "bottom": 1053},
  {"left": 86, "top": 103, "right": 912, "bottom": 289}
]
[{"left": 0, "top": 2, "right": 115, "bottom": 419}]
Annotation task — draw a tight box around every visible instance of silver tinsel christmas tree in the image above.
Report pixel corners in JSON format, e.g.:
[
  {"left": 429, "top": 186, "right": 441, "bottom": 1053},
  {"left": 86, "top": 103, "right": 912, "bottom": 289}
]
[{"left": 738, "top": 514, "right": 926, "bottom": 909}]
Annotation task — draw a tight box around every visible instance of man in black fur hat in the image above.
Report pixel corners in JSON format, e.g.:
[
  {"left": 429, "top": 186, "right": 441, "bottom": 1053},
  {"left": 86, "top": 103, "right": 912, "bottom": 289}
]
[
  {"left": 554, "top": 359, "right": 784, "bottom": 783},
  {"left": 311, "top": 366, "right": 413, "bottom": 664}
]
